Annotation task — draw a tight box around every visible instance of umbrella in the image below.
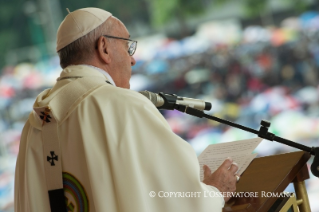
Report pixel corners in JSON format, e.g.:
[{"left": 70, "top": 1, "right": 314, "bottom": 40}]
[
  {"left": 189, "top": 129, "right": 222, "bottom": 155},
  {"left": 130, "top": 74, "right": 153, "bottom": 91},
  {"left": 250, "top": 87, "right": 300, "bottom": 115},
  {"left": 295, "top": 86, "right": 318, "bottom": 104},
  {"left": 269, "top": 110, "right": 319, "bottom": 140},
  {"left": 300, "top": 11, "right": 319, "bottom": 30},
  {"left": 184, "top": 68, "right": 210, "bottom": 84},
  {"left": 243, "top": 26, "right": 271, "bottom": 43},
  {"left": 145, "top": 60, "right": 169, "bottom": 75},
  {"left": 155, "top": 40, "right": 184, "bottom": 59},
  {"left": 281, "top": 17, "right": 301, "bottom": 30}
]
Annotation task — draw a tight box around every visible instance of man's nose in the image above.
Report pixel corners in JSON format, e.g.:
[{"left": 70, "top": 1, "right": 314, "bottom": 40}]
[{"left": 131, "top": 56, "right": 136, "bottom": 66}]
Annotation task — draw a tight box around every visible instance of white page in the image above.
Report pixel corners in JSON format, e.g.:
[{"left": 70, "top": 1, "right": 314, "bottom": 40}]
[
  {"left": 237, "top": 153, "right": 257, "bottom": 175},
  {"left": 198, "top": 137, "right": 262, "bottom": 181}
]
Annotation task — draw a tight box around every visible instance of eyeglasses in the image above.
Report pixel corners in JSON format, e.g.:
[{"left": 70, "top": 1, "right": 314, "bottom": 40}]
[{"left": 103, "top": 35, "right": 137, "bottom": 56}]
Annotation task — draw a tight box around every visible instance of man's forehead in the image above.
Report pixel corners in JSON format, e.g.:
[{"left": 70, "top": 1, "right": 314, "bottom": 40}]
[{"left": 110, "top": 16, "right": 129, "bottom": 37}]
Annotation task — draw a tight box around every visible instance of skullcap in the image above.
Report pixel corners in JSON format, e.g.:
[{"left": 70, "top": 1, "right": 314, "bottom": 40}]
[{"left": 56, "top": 8, "right": 112, "bottom": 52}]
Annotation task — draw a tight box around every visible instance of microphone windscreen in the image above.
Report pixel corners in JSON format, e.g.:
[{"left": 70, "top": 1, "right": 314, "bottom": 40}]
[{"left": 139, "top": 91, "right": 158, "bottom": 106}]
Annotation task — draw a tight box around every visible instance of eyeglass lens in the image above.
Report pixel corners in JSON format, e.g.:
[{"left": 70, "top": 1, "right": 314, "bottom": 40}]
[{"left": 129, "top": 41, "right": 137, "bottom": 56}]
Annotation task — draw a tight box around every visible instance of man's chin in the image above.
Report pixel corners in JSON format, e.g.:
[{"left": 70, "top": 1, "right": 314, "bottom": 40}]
[{"left": 123, "top": 83, "right": 130, "bottom": 89}]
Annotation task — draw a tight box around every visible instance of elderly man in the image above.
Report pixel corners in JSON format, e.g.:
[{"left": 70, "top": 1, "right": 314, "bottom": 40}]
[{"left": 14, "top": 8, "right": 238, "bottom": 212}]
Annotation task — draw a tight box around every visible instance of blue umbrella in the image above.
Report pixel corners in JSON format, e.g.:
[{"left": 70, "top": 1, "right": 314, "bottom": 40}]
[{"left": 145, "top": 60, "right": 169, "bottom": 75}]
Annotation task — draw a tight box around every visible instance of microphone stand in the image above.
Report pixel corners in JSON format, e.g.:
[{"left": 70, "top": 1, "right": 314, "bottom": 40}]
[{"left": 169, "top": 103, "right": 319, "bottom": 178}]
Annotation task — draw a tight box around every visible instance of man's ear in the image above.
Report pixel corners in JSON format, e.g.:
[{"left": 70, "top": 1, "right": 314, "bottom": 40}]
[{"left": 96, "top": 36, "right": 111, "bottom": 64}]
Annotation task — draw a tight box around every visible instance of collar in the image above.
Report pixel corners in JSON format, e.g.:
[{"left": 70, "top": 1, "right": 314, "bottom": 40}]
[
  {"left": 57, "top": 65, "right": 116, "bottom": 86},
  {"left": 81, "top": 64, "right": 116, "bottom": 86}
]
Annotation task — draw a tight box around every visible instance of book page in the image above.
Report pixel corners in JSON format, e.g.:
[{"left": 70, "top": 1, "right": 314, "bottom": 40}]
[{"left": 198, "top": 137, "right": 262, "bottom": 181}]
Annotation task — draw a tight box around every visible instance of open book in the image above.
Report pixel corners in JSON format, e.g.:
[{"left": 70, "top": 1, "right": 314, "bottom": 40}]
[{"left": 198, "top": 137, "right": 263, "bottom": 181}]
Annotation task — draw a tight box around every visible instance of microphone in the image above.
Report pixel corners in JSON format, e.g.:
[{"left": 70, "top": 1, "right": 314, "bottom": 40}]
[{"left": 139, "top": 90, "right": 212, "bottom": 111}]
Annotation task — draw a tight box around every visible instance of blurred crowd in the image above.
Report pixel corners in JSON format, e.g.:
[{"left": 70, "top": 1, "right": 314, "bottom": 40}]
[
  {"left": 136, "top": 33, "right": 319, "bottom": 150},
  {"left": 0, "top": 12, "right": 319, "bottom": 211}
]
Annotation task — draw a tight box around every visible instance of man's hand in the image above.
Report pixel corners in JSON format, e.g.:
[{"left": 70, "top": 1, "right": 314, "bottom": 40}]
[{"left": 202, "top": 158, "right": 239, "bottom": 202}]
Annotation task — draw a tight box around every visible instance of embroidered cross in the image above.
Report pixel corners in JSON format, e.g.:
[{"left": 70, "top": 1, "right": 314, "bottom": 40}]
[
  {"left": 47, "top": 151, "right": 58, "bottom": 166},
  {"left": 65, "top": 196, "right": 75, "bottom": 212},
  {"left": 40, "top": 107, "right": 52, "bottom": 126}
]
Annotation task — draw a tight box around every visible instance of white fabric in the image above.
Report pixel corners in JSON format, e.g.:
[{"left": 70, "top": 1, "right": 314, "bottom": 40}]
[
  {"left": 82, "top": 64, "right": 116, "bottom": 86},
  {"left": 40, "top": 107, "right": 64, "bottom": 191},
  {"left": 14, "top": 65, "right": 224, "bottom": 212}
]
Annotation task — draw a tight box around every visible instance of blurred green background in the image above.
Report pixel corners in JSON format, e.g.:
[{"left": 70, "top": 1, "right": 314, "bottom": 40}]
[
  {"left": 0, "top": 0, "right": 311, "bottom": 69},
  {"left": 0, "top": 0, "right": 319, "bottom": 211}
]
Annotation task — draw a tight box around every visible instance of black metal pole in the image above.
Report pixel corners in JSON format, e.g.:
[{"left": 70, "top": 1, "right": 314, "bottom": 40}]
[
  {"left": 149, "top": 92, "right": 319, "bottom": 177},
  {"left": 174, "top": 105, "right": 315, "bottom": 156}
]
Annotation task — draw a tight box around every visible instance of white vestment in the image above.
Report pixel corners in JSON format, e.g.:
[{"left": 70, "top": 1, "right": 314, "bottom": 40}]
[{"left": 14, "top": 65, "right": 224, "bottom": 212}]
